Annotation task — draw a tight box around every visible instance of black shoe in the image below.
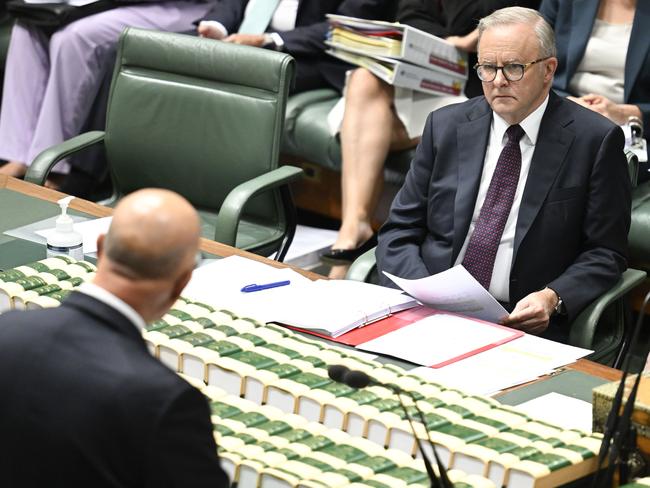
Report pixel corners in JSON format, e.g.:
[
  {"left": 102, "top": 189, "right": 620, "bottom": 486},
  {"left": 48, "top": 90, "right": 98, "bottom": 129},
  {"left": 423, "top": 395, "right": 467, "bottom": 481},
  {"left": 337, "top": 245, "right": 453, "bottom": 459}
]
[{"left": 321, "top": 234, "right": 377, "bottom": 264}]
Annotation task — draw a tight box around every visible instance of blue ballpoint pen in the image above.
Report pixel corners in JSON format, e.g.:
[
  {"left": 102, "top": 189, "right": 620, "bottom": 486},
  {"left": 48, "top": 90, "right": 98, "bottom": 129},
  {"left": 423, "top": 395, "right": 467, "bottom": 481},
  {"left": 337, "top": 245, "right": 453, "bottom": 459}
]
[{"left": 241, "top": 280, "right": 291, "bottom": 293}]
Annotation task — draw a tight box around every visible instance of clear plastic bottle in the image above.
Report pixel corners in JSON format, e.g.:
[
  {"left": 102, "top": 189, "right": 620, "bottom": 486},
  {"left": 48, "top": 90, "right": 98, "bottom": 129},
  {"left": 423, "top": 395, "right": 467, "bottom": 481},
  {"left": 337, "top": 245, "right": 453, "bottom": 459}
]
[{"left": 46, "top": 196, "right": 83, "bottom": 261}]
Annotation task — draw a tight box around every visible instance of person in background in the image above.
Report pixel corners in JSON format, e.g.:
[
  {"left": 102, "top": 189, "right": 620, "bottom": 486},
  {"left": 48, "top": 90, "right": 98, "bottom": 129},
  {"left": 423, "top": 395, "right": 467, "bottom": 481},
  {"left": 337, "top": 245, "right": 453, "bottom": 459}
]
[
  {"left": 321, "top": 0, "right": 540, "bottom": 265},
  {"left": 197, "top": 0, "right": 396, "bottom": 94},
  {"left": 377, "top": 7, "right": 631, "bottom": 343},
  {"left": 0, "top": 0, "right": 217, "bottom": 181},
  {"left": 540, "top": 0, "right": 649, "bottom": 137},
  {"left": 0, "top": 189, "right": 230, "bottom": 487}
]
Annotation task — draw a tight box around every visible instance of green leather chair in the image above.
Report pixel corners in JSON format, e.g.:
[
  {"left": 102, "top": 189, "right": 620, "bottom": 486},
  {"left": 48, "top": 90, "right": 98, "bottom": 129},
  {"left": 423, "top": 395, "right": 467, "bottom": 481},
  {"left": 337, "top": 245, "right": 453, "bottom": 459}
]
[
  {"left": 629, "top": 177, "right": 650, "bottom": 273},
  {"left": 345, "top": 248, "right": 645, "bottom": 367},
  {"left": 25, "top": 27, "right": 303, "bottom": 261}
]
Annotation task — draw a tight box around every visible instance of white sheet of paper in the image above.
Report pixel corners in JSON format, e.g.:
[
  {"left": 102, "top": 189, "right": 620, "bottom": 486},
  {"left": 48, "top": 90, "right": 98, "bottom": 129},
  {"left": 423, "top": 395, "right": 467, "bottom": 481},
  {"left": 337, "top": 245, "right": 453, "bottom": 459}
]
[
  {"left": 384, "top": 265, "right": 508, "bottom": 323},
  {"left": 410, "top": 334, "right": 592, "bottom": 395},
  {"left": 281, "top": 225, "right": 338, "bottom": 265},
  {"left": 356, "top": 313, "right": 517, "bottom": 367},
  {"left": 67, "top": 0, "right": 101, "bottom": 5},
  {"left": 516, "top": 392, "right": 593, "bottom": 432},
  {"left": 35, "top": 216, "right": 112, "bottom": 254},
  {"left": 182, "top": 255, "right": 311, "bottom": 320}
]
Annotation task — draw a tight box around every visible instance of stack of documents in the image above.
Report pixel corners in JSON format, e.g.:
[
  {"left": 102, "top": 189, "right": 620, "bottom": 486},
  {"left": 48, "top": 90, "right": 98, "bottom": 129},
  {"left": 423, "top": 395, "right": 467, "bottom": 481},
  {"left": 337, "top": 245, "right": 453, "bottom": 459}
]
[
  {"left": 326, "top": 14, "right": 467, "bottom": 96},
  {"left": 182, "top": 256, "right": 418, "bottom": 338},
  {"left": 271, "top": 279, "right": 418, "bottom": 337}
]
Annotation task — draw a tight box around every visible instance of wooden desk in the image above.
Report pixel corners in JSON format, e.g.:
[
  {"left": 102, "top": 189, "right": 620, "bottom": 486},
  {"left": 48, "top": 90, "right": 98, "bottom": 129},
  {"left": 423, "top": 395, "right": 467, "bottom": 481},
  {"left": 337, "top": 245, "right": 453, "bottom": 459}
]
[
  {"left": 4, "top": 176, "right": 635, "bottom": 485},
  {"left": 571, "top": 358, "right": 622, "bottom": 382},
  {"left": 0, "top": 174, "right": 623, "bottom": 386},
  {"left": 0, "top": 175, "right": 320, "bottom": 280}
]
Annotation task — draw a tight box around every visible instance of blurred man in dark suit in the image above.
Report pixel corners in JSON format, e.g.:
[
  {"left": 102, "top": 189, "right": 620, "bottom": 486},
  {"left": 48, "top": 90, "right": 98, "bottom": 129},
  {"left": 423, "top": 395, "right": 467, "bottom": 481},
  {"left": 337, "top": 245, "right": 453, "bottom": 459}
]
[
  {"left": 0, "top": 189, "right": 229, "bottom": 487},
  {"left": 197, "top": 0, "right": 396, "bottom": 93}
]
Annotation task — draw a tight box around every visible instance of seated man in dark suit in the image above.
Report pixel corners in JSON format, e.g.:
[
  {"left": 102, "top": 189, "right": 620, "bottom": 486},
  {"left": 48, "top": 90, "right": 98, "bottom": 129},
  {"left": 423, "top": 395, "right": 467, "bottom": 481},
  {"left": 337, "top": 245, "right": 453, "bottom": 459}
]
[
  {"left": 0, "top": 189, "right": 229, "bottom": 487},
  {"left": 377, "top": 7, "right": 631, "bottom": 342},
  {"left": 197, "top": 0, "right": 395, "bottom": 93}
]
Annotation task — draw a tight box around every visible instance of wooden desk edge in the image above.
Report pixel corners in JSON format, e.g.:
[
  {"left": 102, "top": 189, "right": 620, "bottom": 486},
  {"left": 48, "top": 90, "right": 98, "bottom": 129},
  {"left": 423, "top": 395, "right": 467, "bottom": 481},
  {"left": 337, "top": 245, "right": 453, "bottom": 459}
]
[
  {"left": 495, "top": 358, "right": 622, "bottom": 399},
  {"left": 1, "top": 175, "right": 321, "bottom": 280},
  {"left": 2, "top": 176, "right": 624, "bottom": 385}
]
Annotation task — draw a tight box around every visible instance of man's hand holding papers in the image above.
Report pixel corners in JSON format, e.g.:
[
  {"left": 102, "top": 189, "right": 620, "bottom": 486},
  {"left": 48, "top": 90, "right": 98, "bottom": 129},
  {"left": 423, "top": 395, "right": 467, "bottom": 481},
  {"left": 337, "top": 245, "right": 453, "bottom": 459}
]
[{"left": 383, "top": 265, "right": 509, "bottom": 323}]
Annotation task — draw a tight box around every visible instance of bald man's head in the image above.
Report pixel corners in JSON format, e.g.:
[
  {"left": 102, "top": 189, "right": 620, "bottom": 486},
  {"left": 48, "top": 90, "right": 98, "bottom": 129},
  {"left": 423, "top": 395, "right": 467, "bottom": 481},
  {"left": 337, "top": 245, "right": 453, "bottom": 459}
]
[{"left": 102, "top": 189, "right": 200, "bottom": 280}]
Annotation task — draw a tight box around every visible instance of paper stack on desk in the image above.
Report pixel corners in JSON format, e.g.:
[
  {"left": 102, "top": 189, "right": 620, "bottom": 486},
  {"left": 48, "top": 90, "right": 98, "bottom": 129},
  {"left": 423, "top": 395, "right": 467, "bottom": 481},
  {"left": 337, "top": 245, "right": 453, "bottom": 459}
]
[
  {"left": 325, "top": 14, "right": 467, "bottom": 96},
  {"left": 182, "top": 256, "right": 418, "bottom": 338},
  {"left": 271, "top": 279, "right": 419, "bottom": 337}
]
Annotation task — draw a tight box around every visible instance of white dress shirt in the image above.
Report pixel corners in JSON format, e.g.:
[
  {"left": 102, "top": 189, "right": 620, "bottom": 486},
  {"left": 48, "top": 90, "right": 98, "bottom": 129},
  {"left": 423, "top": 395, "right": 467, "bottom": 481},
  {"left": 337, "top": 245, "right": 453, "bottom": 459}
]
[
  {"left": 77, "top": 282, "right": 147, "bottom": 332},
  {"left": 454, "top": 95, "right": 550, "bottom": 302}
]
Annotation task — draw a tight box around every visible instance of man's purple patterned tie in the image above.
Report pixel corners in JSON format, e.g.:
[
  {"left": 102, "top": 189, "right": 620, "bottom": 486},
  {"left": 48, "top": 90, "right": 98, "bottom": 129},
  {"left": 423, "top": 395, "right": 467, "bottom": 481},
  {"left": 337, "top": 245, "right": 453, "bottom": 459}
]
[{"left": 462, "top": 124, "right": 525, "bottom": 289}]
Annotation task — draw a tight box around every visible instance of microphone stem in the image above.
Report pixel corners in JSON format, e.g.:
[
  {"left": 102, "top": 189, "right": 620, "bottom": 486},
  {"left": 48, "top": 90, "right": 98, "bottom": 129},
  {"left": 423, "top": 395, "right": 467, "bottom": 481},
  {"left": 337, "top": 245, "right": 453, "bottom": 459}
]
[
  {"left": 396, "top": 390, "right": 441, "bottom": 488},
  {"left": 592, "top": 289, "right": 650, "bottom": 488},
  {"left": 403, "top": 390, "right": 453, "bottom": 488}
]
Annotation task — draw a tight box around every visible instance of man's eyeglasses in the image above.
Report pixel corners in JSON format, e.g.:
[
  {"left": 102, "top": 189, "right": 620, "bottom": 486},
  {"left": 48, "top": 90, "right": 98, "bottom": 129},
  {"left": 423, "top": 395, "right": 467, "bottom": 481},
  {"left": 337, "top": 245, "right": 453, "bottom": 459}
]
[{"left": 474, "top": 57, "right": 551, "bottom": 82}]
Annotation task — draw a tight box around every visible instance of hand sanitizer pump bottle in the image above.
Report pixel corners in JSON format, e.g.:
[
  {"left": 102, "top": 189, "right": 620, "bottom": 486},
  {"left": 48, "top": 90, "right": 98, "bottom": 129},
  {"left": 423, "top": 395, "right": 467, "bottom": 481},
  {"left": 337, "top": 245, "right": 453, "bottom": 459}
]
[{"left": 46, "top": 196, "right": 83, "bottom": 260}]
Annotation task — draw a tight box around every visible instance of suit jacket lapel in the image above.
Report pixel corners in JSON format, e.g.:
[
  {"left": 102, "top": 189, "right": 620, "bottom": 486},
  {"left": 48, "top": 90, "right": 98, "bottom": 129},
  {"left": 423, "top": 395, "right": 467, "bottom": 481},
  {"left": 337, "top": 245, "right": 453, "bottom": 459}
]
[
  {"left": 513, "top": 93, "right": 575, "bottom": 258},
  {"left": 566, "top": 0, "right": 599, "bottom": 82},
  {"left": 452, "top": 101, "right": 492, "bottom": 261},
  {"left": 625, "top": 2, "right": 650, "bottom": 102}
]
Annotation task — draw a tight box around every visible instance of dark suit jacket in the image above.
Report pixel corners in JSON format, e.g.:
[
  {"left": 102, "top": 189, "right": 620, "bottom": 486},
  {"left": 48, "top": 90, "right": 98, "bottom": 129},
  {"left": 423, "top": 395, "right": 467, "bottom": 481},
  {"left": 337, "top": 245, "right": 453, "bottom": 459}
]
[
  {"left": 540, "top": 0, "right": 650, "bottom": 134},
  {"left": 202, "top": 0, "right": 395, "bottom": 91},
  {"left": 398, "top": 0, "right": 541, "bottom": 38},
  {"left": 396, "top": 0, "right": 541, "bottom": 98},
  {"left": 377, "top": 92, "right": 631, "bottom": 326},
  {"left": 0, "top": 292, "right": 229, "bottom": 488}
]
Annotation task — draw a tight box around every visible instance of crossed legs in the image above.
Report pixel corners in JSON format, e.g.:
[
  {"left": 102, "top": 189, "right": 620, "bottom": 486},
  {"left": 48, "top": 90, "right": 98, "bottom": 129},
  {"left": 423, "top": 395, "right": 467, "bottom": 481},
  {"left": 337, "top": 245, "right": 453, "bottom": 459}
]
[{"left": 332, "top": 68, "right": 418, "bottom": 252}]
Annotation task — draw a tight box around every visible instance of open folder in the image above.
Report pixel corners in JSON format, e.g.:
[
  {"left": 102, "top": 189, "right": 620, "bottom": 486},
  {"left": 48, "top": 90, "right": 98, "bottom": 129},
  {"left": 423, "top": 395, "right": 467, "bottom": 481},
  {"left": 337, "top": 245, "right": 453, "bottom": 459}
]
[{"left": 269, "top": 280, "right": 418, "bottom": 338}]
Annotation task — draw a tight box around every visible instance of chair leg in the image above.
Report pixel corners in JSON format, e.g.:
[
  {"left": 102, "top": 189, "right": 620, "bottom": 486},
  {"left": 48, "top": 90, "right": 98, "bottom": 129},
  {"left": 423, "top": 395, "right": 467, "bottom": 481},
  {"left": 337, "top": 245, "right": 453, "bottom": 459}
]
[{"left": 274, "top": 184, "right": 297, "bottom": 263}]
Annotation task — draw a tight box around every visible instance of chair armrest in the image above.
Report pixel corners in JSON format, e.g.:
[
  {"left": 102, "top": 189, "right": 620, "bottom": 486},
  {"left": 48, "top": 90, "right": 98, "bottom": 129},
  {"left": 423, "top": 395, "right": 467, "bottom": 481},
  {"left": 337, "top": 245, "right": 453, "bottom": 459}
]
[
  {"left": 214, "top": 165, "right": 303, "bottom": 246},
  {"left": 25, "top": 131, "right": 106, "bottom": 186},
  {"left": 345, "top": 247, "right": 377, "bottom": 283},
  {"left": 569, "top": 268, "right": 646, "bottom": 349},
  {"left": 626, "top": 149, "right": 639, "bottom": 188}
]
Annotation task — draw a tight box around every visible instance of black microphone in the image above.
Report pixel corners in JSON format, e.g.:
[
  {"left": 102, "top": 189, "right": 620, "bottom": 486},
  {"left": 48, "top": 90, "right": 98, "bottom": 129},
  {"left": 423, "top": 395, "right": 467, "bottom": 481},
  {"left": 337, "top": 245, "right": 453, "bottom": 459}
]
[
  {"left": 345, "top": 369, "right": 382, "bottom": 389},
  {"left": 327, "top": 364, "right": 350, "bottom": 384},
  {"left": 592, "top": 290, "right": 650, "bottom": 487},
  {"left": 341, "top": 369, "right": 452, "bottom": 488}
]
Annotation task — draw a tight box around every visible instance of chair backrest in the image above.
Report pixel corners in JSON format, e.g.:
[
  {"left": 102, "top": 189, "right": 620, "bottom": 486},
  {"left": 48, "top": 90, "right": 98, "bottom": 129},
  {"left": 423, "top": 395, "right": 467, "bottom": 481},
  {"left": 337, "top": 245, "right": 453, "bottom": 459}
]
[{"left": 105, "top": 27, "right": 295, "bottom": 222}]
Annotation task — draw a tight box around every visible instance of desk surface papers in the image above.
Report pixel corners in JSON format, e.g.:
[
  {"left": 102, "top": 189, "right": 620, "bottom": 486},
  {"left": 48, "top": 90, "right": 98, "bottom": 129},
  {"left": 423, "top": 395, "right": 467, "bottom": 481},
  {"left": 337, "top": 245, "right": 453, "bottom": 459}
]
[
  {"left": 410, "top": 334, "right": 592, "bottom": 395},
  {"left": 182, "top": 256, "right": 417, "bottom": 337},
  {"left": 356, "top": 313, "right": 522, "bottom": 368},
  {"left": 384, "top": 265, "right": 508, "bottom": 323},
  {"left": 516, "top": 393, "right": 593, "bottom": 432}
]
